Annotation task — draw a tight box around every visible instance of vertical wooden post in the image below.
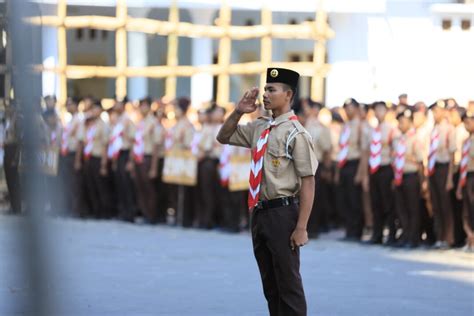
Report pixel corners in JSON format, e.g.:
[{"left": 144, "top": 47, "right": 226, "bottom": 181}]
[
  {"left": 115, "top": 0, "right": 127, "bottom": 99},
  {"left": 165, "top": 0, "right": 179, "bottom": 100},
  {"left": 311, "top": 0, "right": 328, "bottom": 103},
  {"left": 216, "top": 3, "right": 231, "bottom": 105},
  {"left": 57, "top": 0, "right": 67, "bottom": 105},
  {"left": 259, "top": 7, "right": 272, "bottom": 94}
]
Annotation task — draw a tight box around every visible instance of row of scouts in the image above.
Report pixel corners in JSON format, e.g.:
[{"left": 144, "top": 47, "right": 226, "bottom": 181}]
[
  {"left": 302, "top": 96, "right": 474, "bottom": 252},
  {"left": 3, "top": 95, "right": 249, "bottom": 233}
]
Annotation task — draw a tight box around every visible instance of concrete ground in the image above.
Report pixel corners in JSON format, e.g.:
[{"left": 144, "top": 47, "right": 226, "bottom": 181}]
[{"left": 0, "top": 215, "right": 473, "bottom": 316}]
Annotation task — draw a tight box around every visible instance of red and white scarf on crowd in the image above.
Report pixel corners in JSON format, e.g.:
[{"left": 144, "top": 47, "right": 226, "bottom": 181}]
[
  {"left": 83, "top": 124, "right": 97, "bottom": 160},
  {"left": 50, "top": 130, "right": 58, "bottom": 147},
  {"left": 337, "top": 124, "right": 351, "bottom": 168},
  {"left": 428, "top": 127, "right": 440, "bottom": 176},
  {"left": 248, "top": 115, "right": 298, "bottom": 210},
  {"left": 133, "top": 121, "right": 145, "bottom": 164},
  {"left": 61, "top": 120, "right": 72, "bottom": 156},
  {"left": 393, "top": 129, "right": 414, "bottom": 186},
  {"left": 459, "top": 137, "right": 471, "bottom": 188},
  {"left": 108, "top": 122, "right": 124, "bottom": 160},
  {"left": 190, "top": 131, "right": 202, "bottom": 157},
  {"left": 369, "top": 126, "right": 382, "bottom": 174}
]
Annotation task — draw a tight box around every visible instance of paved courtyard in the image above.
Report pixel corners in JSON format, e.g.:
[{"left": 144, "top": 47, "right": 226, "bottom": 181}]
[{"left": 0, "top": 215, "right": 473, "bottom": 316}]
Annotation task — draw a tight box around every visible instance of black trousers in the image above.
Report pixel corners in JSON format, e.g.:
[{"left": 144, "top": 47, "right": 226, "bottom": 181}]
[
  {"left": 308, "top": 167, "right": 330, "bottom": 236},
  {"left": 83, "top": 157, "right": 113, "bottom": 219},
  {"left": 340, "top": 160, "right": 363, "bottom": 239},
  {"left": 395, "top": 173, "right": 421, "bottom": 245},
  {"left": 452, "top": 171, "right": 467, "bottom": 246},
  {"left": 369, "top": 166, "right": 396, "bottom": 241},
  {"left": 114, "top": 150, "right": 136, "bottom": 221},
  {"left": 197, "top": 158, "right": 219, "bottom": 229},
  {"left": 429, "top": 163, "right": 454, "bottom": 245},
  {"left": 462, "top": 173, "right": 474, "bottom": 247},
  {"left": 252, "top": 203, "right": 307, "bottom": 316},
  {"left": 134, "top": 155, "right": 157, "bottom": 223},
  {"left": 59, "top": 152, "right": 84, "bottom": 216},
  {"left": 155, "top": 158, "right": 168, "bottom": 223},
  {"left": 4, "top": 144, "right": 21, "bottom": 213}
]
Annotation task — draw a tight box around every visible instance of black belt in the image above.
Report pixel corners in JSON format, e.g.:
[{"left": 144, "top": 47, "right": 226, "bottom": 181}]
[{"left": 256, "top": 196, "right": 298, "bottom": 210}]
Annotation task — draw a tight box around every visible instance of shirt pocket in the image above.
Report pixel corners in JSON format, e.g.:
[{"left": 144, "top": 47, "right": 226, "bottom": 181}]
[{"left": 266, "top": 143, "right": 290, "bottom": 176}]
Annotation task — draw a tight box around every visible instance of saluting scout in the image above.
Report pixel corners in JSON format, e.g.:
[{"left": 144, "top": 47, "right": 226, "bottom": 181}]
[{"left": 217, "top": 68, "right": 318, "bottom": 316}]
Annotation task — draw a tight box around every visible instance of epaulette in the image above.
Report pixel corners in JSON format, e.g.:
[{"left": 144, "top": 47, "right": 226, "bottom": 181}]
[{"left": 285, "top": 120, "right": 312, "bottom": 160}]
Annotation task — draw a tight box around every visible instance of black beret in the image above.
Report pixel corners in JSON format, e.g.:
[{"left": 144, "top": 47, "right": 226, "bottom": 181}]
[
  {"left": 429, "top": 99, "right": 446, "bottom": 110},
  {"left": 266, "top": 68, "right": 299, "bottom": 90},
  {"left": 396, "top": 109, "right": 414, "bottom": 121},
  {"left": 343, "top": 98, "right": 359, "bottom": 108},
  {"left": 462, "top": 110, "right": 474, "bottom": 121},
  {"left": 372, "top": 101, "right": 387, "bottom": 109}
]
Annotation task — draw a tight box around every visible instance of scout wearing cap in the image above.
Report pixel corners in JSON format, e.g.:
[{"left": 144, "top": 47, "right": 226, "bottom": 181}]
[{"left": 217, "top": 67, "right": 318, "bottom": 315}]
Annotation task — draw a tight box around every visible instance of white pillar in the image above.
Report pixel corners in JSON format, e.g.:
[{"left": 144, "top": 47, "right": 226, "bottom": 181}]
[
  {"left": 42, "top": 26, "right": 60, "bottom": 98},
  {"left": 190, "top": 9, "right": 215, "bottom": 107},
  {"left": 127, "top": 32, "right": 148, "bottom": 101}
]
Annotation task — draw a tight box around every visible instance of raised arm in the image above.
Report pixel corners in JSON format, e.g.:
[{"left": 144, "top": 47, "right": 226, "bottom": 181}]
[{"left": 217, "top": 87, "right": 259, "bottom": 144}]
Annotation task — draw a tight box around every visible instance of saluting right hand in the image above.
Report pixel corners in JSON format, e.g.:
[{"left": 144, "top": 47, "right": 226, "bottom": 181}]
[{"left": 236, "top": 87, "right": 259, "bottom": 114}]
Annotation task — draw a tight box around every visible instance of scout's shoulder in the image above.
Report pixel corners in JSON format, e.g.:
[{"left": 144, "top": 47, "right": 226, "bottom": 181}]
[{"left": 288, "top": 120, "right": 312, "bottom": 140}]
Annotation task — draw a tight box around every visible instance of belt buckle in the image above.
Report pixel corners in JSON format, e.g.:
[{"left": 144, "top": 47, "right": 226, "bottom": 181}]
[{"left": 256, "top": 201, "right": 263, "bottom": 210}]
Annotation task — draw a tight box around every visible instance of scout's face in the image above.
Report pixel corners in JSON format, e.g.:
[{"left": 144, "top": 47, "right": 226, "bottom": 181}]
[
  {"left": 91, "top": 106, "right": 102, "bottom": 119},
  {"left": 398, "top": 116, "right": 412, "bottom": 133},
  {"left": 432, "top": 107, "right": 446, "bottom": 124},
  {"left": 139, "top": 103, "right": 151, "bottom": 117},
  {"left": 374, "top": 106, "right": 387, "bottom": 122},
  {"left": 174, "top": 105, "right": 183, "bottom": 119},
  {"left": 343, "top": 104, "right": 357, "bottom": 120},
  {"left": 114, "top": 101, "right": 125, "bottom": 114},
  {"left": 413, "top": 111, "right": 426, "bottom": 128},
  {"left": 464, "top": 118, "right": 474, "bottom": 133},
  {"left": 211, "top": 108, "right": 225, "bottom": 123},
  {"left": 66, "top": 100, "right": 77, "bottom": 114},
  {"left": 449, "top": 109, "right": 461, "bottom": 126},
  {"left": 263, "top": 83, "right": 293, "bottom": 111}
]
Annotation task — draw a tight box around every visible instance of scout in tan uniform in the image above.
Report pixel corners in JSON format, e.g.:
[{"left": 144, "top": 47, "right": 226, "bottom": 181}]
[
  {"left": 217, "top": 68, "right": 318, "bottom": 316},
  {"left": 455, "top": 111, "right": 474, "bottom": 252},
  {"left": 129, "top": 98, "right": 159, "bottom": 224},
  {"left": 59, "top": 97, "right": 85, "bottom": 216},
  {"left": 364, "top": 101, "right": 398, "bottom": 245},
  {"left": 167, "top": 97, "right": 196, "bottom": 227},
  {"left": 428, "top": 100, "right": 457, "bottom": 249},
  {"left": 4, "top": 105, "right": 21, "bottom": 214},
  {"left": 448, "top": 104, "right": 468, "bottom": 246},
  {"left": 149, "top": 103, "right": 167, "bottom": 223},
  {"left": 304, "top": 100, "right": 332, "bottom": 238},
  {"left": 336, "top": 98, "right": 366, "bottom": 241},
  {"left": 109, "top": 97, "right": 137, "bottom": 222},
  {"left": 392, "top": 109, "right": 425, "bottom": 248},
  {"left": 82, "top": 100, "right": 111, "bottom": 219}
]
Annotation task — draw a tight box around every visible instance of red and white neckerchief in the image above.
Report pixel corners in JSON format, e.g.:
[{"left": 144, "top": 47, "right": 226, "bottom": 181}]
[
  {"left": 133, "top": 121, "right": 145, "bottom": 164},
  {"left": 428, "top": 127, "right": 440, "bottom": 176},
  {"left": 393, "top": 129, "right": 415, "bottom": 186},
  {"left": 369, "top": 126, "right": 382, "bottom": 174},
  {"left": 248, "top": 115, "right": 298, "bottom": 210},
  {"left": 458, "top": 137, "right": 471, "bottom": 188},
  {"left": 50, "top": 130, "right": 58, "bottom": 147},
  {"left": 337, "top": 124, "right": 351, "bottom": 168},
  {"left": 108, "top": 122, "right": 124, "bottom": 160},
  {"left": 190, "top": 131, "right": 202, "bottom": 156},
  {"left": 219, "top": 144, "right": 232, "bottom": 187},
  {"left": 83, "top": 123, "right": 97, "bottom": 160},
  {"left": 61, "top": 121, "right": 71, "bottom": 156}
]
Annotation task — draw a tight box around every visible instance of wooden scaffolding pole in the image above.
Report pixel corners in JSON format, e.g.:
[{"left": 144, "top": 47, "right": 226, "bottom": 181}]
[
  {"left": 216, "top": 3, "right": 231, "bottom": 105},
  {"left": 57, "top": 0, "right": 67, "bottom": 105},
  {"left": 259, "top": 7, "right": 272, "bottom": 94},
  {"left": 115, "top": 0, "right": 127, "bottom": 99},
  {"left": 165, "top": 0, "right": 179, "bottom": 100}
]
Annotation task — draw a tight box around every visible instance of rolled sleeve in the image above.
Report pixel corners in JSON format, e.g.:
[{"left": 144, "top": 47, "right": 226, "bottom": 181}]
[
  {"left": 228, "top": 122, "right": 255, "bottom": 149},
  {"left": 292, "top": 133, "right": 319, "bottom": 177}
]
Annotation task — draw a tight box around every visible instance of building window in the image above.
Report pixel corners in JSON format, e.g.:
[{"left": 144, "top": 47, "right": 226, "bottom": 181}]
[
  {"left": 245, "top": 19, "right": 254, "bottom": 26},
  {"left": 461, "top": 19, "right": 471, "bottom": 31},
  {"left": 306, "top": 17, "right": 314, "bottom": 22},
  {"left": 289, "top": 18, "right": 298, "bottom": 25},
  {"left": 89, "top": 29, "right": 96, "bottom": 40},
  {"left": 101, "top": 30, "right": 108, "bottom": 40},
  {"left": 76, "top": 28, "right": 83, "bottom": 40},
  {"left": 442, "top": 19, "right": 452, "bottom": 30}
]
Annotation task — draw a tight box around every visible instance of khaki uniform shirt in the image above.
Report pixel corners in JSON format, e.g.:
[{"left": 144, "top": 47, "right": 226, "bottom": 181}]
[
  {"left": 139, "top": 114, "right": 158, "bottom": 155},
  {"left": 343, "top": 118, "right": 364, "bottom": 161},
  {"left": 416, "top": 122, "right": 431, "bottom": 167},
  {"left": 371, "top": 121, "right": 398, "bottom": 166},
  {"left": 228, "top": 110, "right": 318, "bottom": 200},
  {"left": 305, "top": 118, "right": 332, "bottom": 162},
  {"left": 154, "top": 122, "right": 166, "bottom": 158},
  {"left": 454, "top": 124, "right": 469, "bottom": 168},
  {"left": 46, "top": 124, "right": 62, "bottom": 149},
  {"left": 465, "top": 134, "right": 474, "bottom": 172},
  {"left": 118, "top": 113, "right": 135, "bottom": 150},
  {"left": 432, "top": 121, "right": 456, "bottom": 164},
  {"left": 84, "top": 118, "right": 109, "bottom": 158},
  {"left": 198, "top": 124, "right": 215, "bottom": 157},
  {"left": 169, "top": 118, "right": 195, "bottom": 150},
  {"left": 393, "top": 129, "right": 424, "bottom": 173},
  {"left": 63, "top": 113, "right": 85, "bottom": 153},
  {"left": 329, "top": 123, "right": 342, "bottom": 162}
]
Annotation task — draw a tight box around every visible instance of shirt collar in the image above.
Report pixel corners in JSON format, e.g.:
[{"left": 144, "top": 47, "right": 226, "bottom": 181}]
[{"left": 272, "top": 110, "right": 296, "bottom": 125}]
